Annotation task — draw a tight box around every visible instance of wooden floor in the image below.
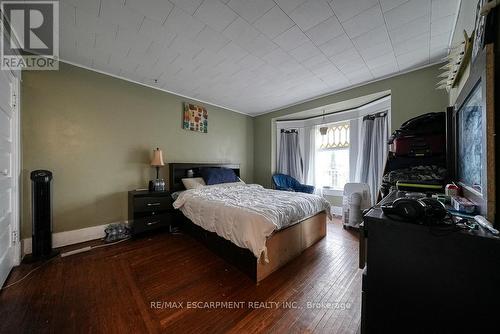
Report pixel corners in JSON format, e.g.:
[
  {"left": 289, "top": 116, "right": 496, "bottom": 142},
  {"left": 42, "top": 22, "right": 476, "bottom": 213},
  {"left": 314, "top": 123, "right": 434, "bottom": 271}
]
[{"left": 0, "top": 219, "right": 361, "bottom": 334}]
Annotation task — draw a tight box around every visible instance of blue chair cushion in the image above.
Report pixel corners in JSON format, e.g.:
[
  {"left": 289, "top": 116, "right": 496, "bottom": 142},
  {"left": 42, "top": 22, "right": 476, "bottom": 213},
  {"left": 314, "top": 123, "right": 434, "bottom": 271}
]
[
  {"left": 200, "top": 167, "right": 238, "bottom": 185},
  {"left": 272, "top": 174, "right": 315, "bottom": 194}
]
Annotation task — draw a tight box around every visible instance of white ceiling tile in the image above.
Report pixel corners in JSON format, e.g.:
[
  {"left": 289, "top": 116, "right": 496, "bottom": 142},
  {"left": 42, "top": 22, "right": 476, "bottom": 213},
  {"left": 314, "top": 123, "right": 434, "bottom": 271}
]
[
  {"left": 318, "top": 33, "right": 353, "bottom": 57},
  {"left": 193, "top": 48, "right": 225, "bottom": 67},
  {"left": 384, "top": 0, "right": 431, "bottom": 30},
  {"left": 169, "top": 0, "right": 204, "bottom": 15},
  {"left": 139, "top": 18, "right": 176, "bottom": 46},
  {"left": 61, "top": 2, "right": 76, "bottom": 26},
  {"left": 194, "top": 26, "right": 230, "bottom": 53},
  {"left": 217, "top": 41, "right": 249, "bottom": 62},
  {"left": 344, "top": 67, "right": 373, "bottom": 83},
  {"left": 72, "top": 0, "right": 100, "bottom": 16},
  {"left": 223, "top": 18, "right": 260, "bottom": 46},
  {"left": 273, "top": 25, "right": 310, "bottom": 50},
  {"left": 329, "top": 0, "right": 379, "bottom": 22},
  {"left": 307, "top": 59, "right": 340, "bottom": 76},
  {"left": 195, "top": 0, "right": 238, "bottom": 32},
  {"left": 99, "top": 0, "right": 144, "bottom": 32},
  {"left": 126, "top": 0, "right": 173, "bottom": 23},
  {"left": 393, "top": 32, "right": 429, "bottom": 56},
  {"left": 289, "top": 0, "right": 333, "bottom": 31},
  {"left": 59, "top": 0, "right": 458, "bottom": 114},
  {"left": 329, "top": 47, "right": 366, "bottom": 72},
  {"left": 262, "top": 48, "right": 295, "bottom": 66},
  {"left": 227, "top": 0, "right": 275, "bottom": 23},
  {"left": 365, "top": 51, "right": 397, "bottom": 69},
  {"left": 388, "top": 15, "right": 430, "bottom": 45},
  {"left": 276, "top": 0, "right": 308, "bottom": 14},
  {"left": 254, "top": 6, "right": 295, "bottom": 39},
  {"left": 380, "top": 0, "right": 409, "bottom": 12},
  {"left": 169, "top": 36, "right": 203, "bottom": 56},
  {"left": 431, "top": 15, "right": 454, "bottom": 36},
  {"left": 247, "top": 34, "right": 278, "bottom": 57},
  {"left": 236, "top": 54, "right": 265, "bottom": 70},
  {"left": 115, "top": 27, "right": 154, "bottom": 58},
  {"left": 371, "top": 62, "right": 399, "bottom": 77},
  {"left": 276, "top": 59, "right": 304, "bottom": 74},
  {"left": 431, "top": 0, "right": 458, "bottom": 21},
  {"left": 289, "top": 40, "right": 322, "bottom": 62},
  {"left": 305, "top": 16, "right": 343, "bottom": 45},
  {"left": 352, "top": 25, "right": 390, "bottom": 51},
  {"left": 301, "top": 53, "right": 329, "bottom": 68},
  {"left": 76, "top": 7, "right": 115, "bottom": 35},
  {"left": 430, "top": 30, "right": 450, "bottom": 49},
  {"left": 397, "top": 48, "right": 429, "bottom": 69},
  {"left": 164, "top": 6, "right": 205, "bottom": 40},
  {"left": 342, "top": 5, "right": 385, "bottom": 39}
]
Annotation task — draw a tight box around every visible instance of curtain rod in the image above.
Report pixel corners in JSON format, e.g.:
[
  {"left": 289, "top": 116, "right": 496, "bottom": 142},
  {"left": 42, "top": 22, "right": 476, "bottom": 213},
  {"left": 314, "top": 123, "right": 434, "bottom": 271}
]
[
  {"left": 363, "top": 111, "right": 388, "bottom": 121},
  {"left": 275, "top": 93, "right": 391, "bottom": 122},
  {"left": 280, "top": 129, "right": 298, "bottom": 133}
]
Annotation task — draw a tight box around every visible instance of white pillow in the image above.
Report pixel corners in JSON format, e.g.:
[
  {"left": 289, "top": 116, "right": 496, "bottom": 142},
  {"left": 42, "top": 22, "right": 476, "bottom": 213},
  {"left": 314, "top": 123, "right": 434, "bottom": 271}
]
[{"left": 182, "top": 177, "right": 206, "bottom": 190}]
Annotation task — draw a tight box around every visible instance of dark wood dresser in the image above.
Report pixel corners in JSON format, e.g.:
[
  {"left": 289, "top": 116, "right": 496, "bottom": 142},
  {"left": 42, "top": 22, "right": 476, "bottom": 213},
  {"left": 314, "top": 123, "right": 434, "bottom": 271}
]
[
  {"left": 128, "top": 190, "right": 175, "bottom": 236},
  {"left": 360, "top": 190, "right": 500, "bottom": 333}
]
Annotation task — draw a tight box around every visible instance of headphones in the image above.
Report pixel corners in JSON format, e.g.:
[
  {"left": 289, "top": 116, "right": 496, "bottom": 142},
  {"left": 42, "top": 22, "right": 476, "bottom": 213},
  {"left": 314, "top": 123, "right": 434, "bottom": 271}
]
[{"left": 381, "top": 197, "right": 448, "bottom": 224}]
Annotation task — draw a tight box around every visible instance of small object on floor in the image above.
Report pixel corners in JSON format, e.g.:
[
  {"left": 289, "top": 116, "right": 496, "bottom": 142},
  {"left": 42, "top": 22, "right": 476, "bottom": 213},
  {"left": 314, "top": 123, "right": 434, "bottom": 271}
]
[{"left": 104, "top": 223, "right": 130, "bottom": 242}]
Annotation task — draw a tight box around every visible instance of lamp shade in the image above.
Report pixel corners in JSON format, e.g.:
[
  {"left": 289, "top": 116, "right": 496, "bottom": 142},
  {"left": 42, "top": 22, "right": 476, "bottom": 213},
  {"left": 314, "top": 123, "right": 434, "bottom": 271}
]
[{"left": 151, "top": 148, "right": 165, "bottom": 167}]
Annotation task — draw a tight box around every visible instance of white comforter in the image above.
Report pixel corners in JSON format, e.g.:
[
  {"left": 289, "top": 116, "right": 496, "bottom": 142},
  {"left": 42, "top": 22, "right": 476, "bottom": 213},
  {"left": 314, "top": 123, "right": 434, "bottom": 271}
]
[{"left": 173, "top": 183, "right": 331, "bottom": 261}]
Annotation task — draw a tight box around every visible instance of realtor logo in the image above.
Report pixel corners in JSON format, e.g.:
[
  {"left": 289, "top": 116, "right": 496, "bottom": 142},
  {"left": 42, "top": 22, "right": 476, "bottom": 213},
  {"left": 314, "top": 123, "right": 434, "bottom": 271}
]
[{"left": 1, "top": 1, "right": 59, "bottom": 70}]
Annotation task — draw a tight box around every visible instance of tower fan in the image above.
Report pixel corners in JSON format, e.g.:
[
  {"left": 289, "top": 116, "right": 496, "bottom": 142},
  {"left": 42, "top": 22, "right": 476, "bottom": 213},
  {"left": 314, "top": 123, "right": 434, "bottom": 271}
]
[{"left": 24, "top": 170, "right": 59, "bottom": 262}]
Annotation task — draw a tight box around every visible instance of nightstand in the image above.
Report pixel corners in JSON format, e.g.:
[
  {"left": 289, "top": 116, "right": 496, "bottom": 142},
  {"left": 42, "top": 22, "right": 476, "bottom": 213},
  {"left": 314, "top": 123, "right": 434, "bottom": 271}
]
[{"left": 128, "top": 190, "right": 176, "bottom": 236}]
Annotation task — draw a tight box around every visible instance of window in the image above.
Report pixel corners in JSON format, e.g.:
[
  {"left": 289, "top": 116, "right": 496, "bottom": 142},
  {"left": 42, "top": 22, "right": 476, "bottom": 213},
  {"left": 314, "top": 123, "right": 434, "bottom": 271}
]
[{"left": 315, "top": 122, "right": 350, "bottom": 190}]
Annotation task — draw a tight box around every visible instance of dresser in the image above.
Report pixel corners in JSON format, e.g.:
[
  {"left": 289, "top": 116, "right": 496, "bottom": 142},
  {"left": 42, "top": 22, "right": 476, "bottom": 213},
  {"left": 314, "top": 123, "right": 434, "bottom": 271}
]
[
  {"left": 360, "top": 190, "right": 500, "bottom": 333},
  {"left": 128, "top": 190, "right": 176, "bottom": 236}
]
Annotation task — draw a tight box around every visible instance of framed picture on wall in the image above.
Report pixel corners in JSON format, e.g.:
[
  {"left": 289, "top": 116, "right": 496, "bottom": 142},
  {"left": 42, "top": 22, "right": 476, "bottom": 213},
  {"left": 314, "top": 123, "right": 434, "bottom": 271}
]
[
  {"left": 472, "top": 0, "right": 486, "bottom": 63},
  {"left": 183, "top": 103, "right": 208, "bottom": 133}
]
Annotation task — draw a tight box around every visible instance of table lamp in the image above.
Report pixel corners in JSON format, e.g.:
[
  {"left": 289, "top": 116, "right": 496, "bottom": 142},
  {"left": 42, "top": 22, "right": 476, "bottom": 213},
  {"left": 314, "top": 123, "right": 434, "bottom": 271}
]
[{"left": 149, "top": 147, "right": 165, "bottom": 191}]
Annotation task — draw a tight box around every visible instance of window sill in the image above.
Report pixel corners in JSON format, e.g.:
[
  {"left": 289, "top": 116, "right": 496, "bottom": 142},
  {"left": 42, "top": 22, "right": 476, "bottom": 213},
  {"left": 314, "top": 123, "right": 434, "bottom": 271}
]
[{"left": 321, "top": 188, "right": 343, "bottom": 196}]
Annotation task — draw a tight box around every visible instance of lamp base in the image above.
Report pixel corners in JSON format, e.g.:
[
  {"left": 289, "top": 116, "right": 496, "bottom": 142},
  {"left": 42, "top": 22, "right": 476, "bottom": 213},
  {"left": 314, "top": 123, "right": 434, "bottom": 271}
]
[{"left": 149, "top": 179, "right": 166, "bottom": 192}]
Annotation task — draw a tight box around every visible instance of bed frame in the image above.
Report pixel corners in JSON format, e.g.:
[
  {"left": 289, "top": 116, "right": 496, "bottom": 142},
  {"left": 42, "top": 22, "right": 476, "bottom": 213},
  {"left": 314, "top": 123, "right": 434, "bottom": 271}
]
[{"left": 169, "top": 163, "right": 327, "bottom": 282}]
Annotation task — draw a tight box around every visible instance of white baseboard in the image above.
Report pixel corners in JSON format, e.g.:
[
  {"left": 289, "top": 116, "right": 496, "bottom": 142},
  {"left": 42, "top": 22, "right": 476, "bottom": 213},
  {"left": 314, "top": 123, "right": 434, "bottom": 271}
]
[
  {"left": 22, "top": 222, "right": 127, "bottom": 255},
  {"left": 331, "top": 206, "right": 342, "bottom": 216}
]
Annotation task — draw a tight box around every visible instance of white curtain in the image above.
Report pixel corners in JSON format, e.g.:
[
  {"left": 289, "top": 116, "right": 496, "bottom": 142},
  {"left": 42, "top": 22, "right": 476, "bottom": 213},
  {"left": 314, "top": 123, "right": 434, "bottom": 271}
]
[
  {"left": 355, "top": 114, "right": 389, "bottom": 204},
  {"left": 303, "top": 125, "right": 316, "bottom": 185},
  {"left": 277, "top": 130, "right": 303, "bottom": 182}
]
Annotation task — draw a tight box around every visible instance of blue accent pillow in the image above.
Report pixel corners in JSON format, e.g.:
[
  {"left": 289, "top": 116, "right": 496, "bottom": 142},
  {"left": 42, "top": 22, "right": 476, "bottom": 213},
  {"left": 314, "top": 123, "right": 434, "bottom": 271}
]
[{"left": 200, "top": 167, "right": 238, "bottom": 185}]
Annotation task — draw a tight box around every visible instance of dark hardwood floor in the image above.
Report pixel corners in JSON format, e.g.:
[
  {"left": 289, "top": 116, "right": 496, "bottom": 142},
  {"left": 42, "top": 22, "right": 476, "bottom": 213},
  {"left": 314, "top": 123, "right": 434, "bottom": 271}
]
[{"left": 0, "top": 219, "right": 361, "bottom": 333}]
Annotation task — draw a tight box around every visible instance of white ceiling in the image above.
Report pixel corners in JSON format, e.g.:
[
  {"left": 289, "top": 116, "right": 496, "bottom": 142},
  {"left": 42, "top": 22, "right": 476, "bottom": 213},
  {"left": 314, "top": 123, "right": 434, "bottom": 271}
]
[{"left": 60, "top": 0, "right": 459, "bottom": 115}]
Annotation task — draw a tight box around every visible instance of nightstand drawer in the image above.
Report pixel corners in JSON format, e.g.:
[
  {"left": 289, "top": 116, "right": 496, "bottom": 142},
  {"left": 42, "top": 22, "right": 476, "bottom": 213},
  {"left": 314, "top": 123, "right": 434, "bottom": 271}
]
[
  {"left": 134, "top": 196, "right": 172, "bottom": 212},
  {"left": 131, "top": 213, "right": 171, "bottom": 234}
]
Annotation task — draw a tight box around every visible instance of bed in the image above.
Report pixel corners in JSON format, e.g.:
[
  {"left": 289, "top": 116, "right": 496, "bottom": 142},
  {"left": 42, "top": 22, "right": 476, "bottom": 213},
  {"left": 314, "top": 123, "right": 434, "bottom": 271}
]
[{"left": 169, "top": 163, "right": 330, "bottom": 282}]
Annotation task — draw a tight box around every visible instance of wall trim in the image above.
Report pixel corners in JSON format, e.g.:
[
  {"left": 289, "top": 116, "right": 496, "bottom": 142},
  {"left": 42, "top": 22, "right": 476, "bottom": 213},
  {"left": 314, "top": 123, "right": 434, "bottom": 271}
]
[{"left": 21, "top": 222, "right": 125, "bottom": 255}]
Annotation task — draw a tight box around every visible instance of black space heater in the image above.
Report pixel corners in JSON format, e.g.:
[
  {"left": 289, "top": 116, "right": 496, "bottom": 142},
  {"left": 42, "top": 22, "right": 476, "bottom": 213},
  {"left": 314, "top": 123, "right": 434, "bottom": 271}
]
[{"left": 24, "top": 170, "right": 59, "bottom": 263}]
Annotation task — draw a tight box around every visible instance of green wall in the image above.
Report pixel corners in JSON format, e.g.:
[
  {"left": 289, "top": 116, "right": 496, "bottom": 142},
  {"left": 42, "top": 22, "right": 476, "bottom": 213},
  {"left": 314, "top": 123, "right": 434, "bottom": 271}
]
[
  {"left": 21, "top": 63, "right": 254, "bottom": 238},
  {"left": 254, "top": 64, "right": 449, "bottom": 188}
]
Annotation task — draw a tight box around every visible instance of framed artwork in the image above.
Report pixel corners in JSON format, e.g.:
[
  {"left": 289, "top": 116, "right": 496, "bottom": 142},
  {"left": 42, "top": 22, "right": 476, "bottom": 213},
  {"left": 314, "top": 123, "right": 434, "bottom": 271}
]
[
  {"left": 183, "top": 103, "right": 208, "bottom": 133},
  {"left": 472, "top": 0, "right": 486, "bottom": 62}
]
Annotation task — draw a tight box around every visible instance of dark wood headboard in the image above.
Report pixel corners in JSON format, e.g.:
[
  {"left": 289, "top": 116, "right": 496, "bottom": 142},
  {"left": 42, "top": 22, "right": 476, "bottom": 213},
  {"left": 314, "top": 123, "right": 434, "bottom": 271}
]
[{"left": 168, "top": 163, "right": 240, "bottom": 192}]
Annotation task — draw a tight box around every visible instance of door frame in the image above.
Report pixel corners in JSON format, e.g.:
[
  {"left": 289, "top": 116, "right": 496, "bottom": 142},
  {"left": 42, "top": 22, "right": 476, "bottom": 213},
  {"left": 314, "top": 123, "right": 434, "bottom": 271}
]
[{"left": 9, "top": 70, "right": 21, "bottom": 266}]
